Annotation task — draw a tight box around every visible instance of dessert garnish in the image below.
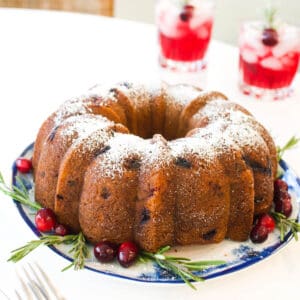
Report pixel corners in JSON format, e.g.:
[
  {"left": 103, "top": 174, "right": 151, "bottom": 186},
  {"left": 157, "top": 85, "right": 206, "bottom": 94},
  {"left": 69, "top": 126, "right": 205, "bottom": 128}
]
[
  {"left": 250, "top": 213, "right": 275, "bottom": 243},
  {"left": 276, "top": 136, "right": 300, "bottom": 178},
  {"left": 262, "top": 6, "right": 279, "bottom": 47},
  {"left": 273, "top": 178, "right": 292, "bottom": 217},
  {"left": 117, "top": 241, "right": 139, "bottom": 268},
  {"left": 0, "top": 135, "right": 299, "bottom": 288},
  {"left": 276, "top": 136, "right": 300, "bottom": 161},
  {"left": 271, "top": 212, "right": 300, "bottom": 242},
  {"left": 94, "top": 241, "right": 118, "bottom": 263},
  {"left": 271, "top": 176, "right": 298, "bottom": 241},
  {"left": 257, "top": 213, "right": 276, "bottom": 233},
  {"left": 15, "top": 157, "right": 32, "bottom": 173},
  {"left": 139, "top": 246, "right": 225, "bottom": 289},
  {"left": 0, "top": 172, "right": 89, "bottom": 271},
  {"left": 35, "top": 208, "right": 57, "bottom": 232},
  {"left": 250, "top": 222, "right": 269, "bottom": 243},
  {"left": 179, "top": 4, "right": 194, "bottom": 22},
  {"left": 9, "top": 232, "right": 89, "bottom": 271},
  {"left": 0, "top": 171, "right": 226, "bottom": 288},
  {"left": 55, "top": 224, "right": 69, "bottom": 236},
  {"left": 0, "top": 172, "right": 41, "bottom": 210},
  {"left": 274, "top": 190, "right": 292, "bottom": 217}
]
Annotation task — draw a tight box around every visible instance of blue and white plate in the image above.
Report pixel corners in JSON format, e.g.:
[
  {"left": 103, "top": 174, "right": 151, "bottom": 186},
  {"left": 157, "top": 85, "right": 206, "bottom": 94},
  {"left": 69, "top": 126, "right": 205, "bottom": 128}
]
[{"left": 13, "top": 143, "right": 300, "bottom": 284}]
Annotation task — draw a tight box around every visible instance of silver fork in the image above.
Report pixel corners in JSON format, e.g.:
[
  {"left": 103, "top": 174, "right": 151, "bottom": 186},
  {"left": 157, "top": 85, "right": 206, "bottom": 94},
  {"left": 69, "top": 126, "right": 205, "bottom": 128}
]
[{"left": 15, "top": 262, "right": 65, "bottom": 300}]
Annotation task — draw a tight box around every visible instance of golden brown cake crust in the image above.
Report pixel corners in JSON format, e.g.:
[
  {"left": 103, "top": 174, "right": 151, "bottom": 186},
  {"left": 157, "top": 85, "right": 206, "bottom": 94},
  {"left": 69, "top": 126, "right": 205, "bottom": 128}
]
[
  {"left": 55, "top": 124, "right": 129, "bottom": 232},
  {"left": 170, "top": 138, "right": 231, "bottom": 245},
  {"left": 33, "top": 82, "right": 277, "bottom": 252}
]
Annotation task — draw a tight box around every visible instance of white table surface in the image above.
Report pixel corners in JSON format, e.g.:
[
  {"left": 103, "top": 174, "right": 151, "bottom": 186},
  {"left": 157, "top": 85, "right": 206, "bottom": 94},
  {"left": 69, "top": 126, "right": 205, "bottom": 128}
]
[{"left": 0, "top": 8, "right": 300, "bottom": 300}]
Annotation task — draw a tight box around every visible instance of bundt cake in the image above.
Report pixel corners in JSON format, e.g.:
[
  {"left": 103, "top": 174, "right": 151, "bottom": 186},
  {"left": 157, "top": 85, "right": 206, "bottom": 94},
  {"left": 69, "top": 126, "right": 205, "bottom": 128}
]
[{"left": 32, "top": 82, "right": 277, "bottom": 252}]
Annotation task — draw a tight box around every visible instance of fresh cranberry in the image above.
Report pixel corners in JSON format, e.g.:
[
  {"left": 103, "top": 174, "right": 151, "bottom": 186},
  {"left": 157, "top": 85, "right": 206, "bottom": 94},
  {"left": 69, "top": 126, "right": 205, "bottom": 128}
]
[
  {"left": 257, "top": 213, "right": 276, "bottom": 233},
  {"left": 262, "top": 28, "right": 279, "bottom": 47},
  {"left": 274, "top": 179, "right": 288, "bottom": 192},
  {"left": 35, "top": 208, "right": 56, "bottom": 232},
  {"left": 250, "top": 223, "right": 269, "bottom": 243},
  {"left": 274, "top": 190, "right": 286, "bottom": 205},
  {"left": 274, "top": 179, "right": 289, "bottom": 202},
  {"left": 179, "top": 5, "right": 194, "bottom": 22},
  {"left": 94, "top": 241, "right": 118, "bottom": 263},
  {"left": 275, "top": 195, "right": 292, "bottom": 218},
  {"left": 117, "top": 241, "right": 139, "bottom": 268},
  {"left": 55, "top": 224, "right": 69, "bottom": 236},
  {"left": 16, "top": 158, "right": 32, "bottom": 173}
]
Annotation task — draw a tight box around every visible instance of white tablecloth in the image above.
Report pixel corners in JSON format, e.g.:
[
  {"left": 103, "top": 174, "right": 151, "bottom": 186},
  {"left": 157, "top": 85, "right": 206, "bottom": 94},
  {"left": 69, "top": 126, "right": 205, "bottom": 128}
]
[{"left": 0, "top": 8, "right": 299, "bottom": 300}]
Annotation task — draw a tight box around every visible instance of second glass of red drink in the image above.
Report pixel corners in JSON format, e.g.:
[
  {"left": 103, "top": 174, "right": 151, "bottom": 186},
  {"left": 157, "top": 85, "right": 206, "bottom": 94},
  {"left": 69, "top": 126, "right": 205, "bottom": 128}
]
[{"left": 239, "top": 8, "right": 300, "bottom": 100}]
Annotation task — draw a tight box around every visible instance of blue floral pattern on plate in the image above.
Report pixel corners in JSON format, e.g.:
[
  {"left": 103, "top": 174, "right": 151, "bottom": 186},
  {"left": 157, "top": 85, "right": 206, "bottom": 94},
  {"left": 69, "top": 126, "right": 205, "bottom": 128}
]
[{"left": 12, "top": 143, "right": 300, "bottom": 284}]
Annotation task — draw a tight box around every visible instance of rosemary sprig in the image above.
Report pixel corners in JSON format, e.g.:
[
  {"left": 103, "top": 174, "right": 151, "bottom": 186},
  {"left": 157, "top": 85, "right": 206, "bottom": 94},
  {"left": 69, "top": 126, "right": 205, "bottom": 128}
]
[
  {"left": 264, "top": 6, "right": 277, "bottom": 29},
  {"left": 139, "top": 245, "right": 226, "bottom": 290},
  {"left": 8, "top": 235, "right": 76, "bottom": 262},
  {"left": 272, "top": 212, "right": 300, "bottom": 242},
  {"left": 62, "top": 232, "right": 89, "bottom": 271},
  {"left": 0, "top": 172, "right": 89, "bottom": 270},
  {"left": 276, "top": 136, "right": 300, "bottom": 161},
  {"left": 0, "top": 172, "right": 41, "bottom": 210},
  {"left": 8, "top": 232, "right": 89, "bottom": 271}
]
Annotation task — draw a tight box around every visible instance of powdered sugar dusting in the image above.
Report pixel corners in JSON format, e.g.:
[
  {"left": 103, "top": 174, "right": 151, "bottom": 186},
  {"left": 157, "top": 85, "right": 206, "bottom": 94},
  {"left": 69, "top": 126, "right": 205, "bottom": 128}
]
[
  {"left": 54, "top": 98, "right": 91, "bottom": 125},
  {"left": 224, "top": 122, "right": 265, "bottom": 149},
  {"left": 142, "top": 135, "right": 172, "bottom": 171},
  {"left": 93, "top": 132, "right": 175, "bottom": 178},
  {"left": 67, "top": 117, "right": 114, "bottom": 155},
  {"left": 50, "top": 83, "right": 271, "bottom": 183},
  {"left": 95, "top": 133, "right": 146, "bottom": 178},
  {"left": 188, "top": 109, "right": 266, "bottom": 154},
  {"left": 70, "top": 128, "right": 114, "bottom": 158},
  {"left": 59, "top": 115, "right": 111, "bottom": 144},
  {"left": 170, "top": 136, "right": 217, "bottom": 163},
  {"left": 117, "top": 82, "right": 151, "bottom": 109},
  {"left": 88, "top": 83, "right": 118, "bottom": 103},
  {"left": 191, "top": 98, "right": 230, "bottom": 122},
  {"left": 166, "top": 84, "right": 202, "bottom": 107}
]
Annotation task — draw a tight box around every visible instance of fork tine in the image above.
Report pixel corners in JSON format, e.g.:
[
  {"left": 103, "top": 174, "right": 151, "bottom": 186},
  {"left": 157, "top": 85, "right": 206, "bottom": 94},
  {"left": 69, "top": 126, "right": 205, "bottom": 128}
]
[
  {"left": 28, "top": 281, "right": 44, "bottom": 300},
  {"left": 34, "top": 262, "right": 65, "bottom": 300},
  {"left": 0, "top": 288, "right": 10, "bottom": 300},
  {"left": 23, "top": 266, "right": 46, "bottom": 300},
  {"left": 16, "top": 269, "right": 34, "bottom": 300},
  {"left": 28, "top": 264, "right": 50, "bottom": 300},
  {"left": 31, "top": 280, "right": 49, "bottom": 300},
  {"left": 15, "top": 290, "right": 22, "bottom": 300},
  {"left": 15, "top": 290, "right": 23, "bottom": 300},
  {"left": 15, "top": 263, "right": 64, "bottom": 300}
]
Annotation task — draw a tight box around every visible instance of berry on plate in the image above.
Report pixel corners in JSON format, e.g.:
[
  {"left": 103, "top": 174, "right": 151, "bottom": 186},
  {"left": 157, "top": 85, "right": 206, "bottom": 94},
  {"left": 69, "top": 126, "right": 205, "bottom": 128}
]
[
  {"left": 55, "top": 224, "right": 69, "bottom": 236},
  {"left": 250, "top": 223, "right": 269, "bottom": 243},
  {"left": 94, "top": 241, "right": 118, "bottom": 263},
  {"left": 117, "top": 241, "right": 139, "bottom": 268},
  {"left": 275, "top": 195, "right": 292, "bottom": 218},
  {"left": 35, "top": 208, "right": 56, "bottom": 232},
  {"left": 16, "top": 158, "right": 32, "bottom": 173},
  {"left": 257, "top": 213, "right": 276, "bottom": 233}
]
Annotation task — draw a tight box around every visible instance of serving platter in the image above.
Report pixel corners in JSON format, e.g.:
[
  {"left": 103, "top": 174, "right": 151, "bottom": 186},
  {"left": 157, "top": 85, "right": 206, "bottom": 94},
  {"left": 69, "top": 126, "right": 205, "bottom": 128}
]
[{"left": 12, "top": 143, "right": 300, "bottom": 284}]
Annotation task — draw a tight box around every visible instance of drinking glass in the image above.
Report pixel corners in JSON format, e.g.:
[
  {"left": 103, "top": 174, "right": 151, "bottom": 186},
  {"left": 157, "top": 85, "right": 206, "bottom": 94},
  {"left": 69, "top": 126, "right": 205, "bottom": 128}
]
[
  {"left": 156, "top": 0, "right": 215, "bottom": 72},
  {"left": 239, "top": 21, "right": 300, "bottom": 100}
]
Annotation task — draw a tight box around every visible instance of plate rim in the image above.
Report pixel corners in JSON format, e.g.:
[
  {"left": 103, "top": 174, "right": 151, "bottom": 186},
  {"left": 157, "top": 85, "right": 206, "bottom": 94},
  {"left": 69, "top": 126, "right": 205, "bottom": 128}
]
[{"left": 12, "top": 142, "right": 300, "bottom": 284}]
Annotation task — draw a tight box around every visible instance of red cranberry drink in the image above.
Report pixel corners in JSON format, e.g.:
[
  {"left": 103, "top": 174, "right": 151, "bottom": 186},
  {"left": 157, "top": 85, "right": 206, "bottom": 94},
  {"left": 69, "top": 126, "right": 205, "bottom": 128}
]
[
  {"left": 156, "top": 0, "right": 215, "bottom": 71},
  {"left": 239, "top": 21, "right": 300, "bottom": 100}
]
